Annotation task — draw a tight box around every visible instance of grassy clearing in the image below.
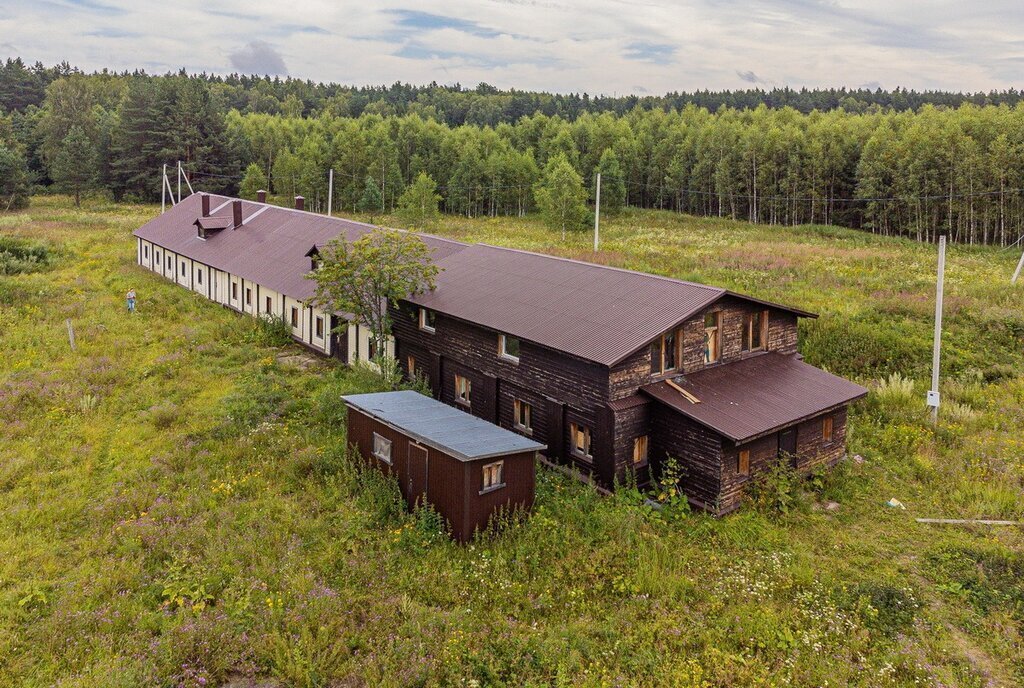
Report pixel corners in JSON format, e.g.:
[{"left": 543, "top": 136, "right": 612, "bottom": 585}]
[{"left": 0, "top": 196, "right": 1022, "bottom": 687}]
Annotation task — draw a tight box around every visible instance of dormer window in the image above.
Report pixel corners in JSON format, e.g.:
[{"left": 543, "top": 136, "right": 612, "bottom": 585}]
[
  {"left": 704, "top": 312, "right": 721, "bottom": 364},
  {"left": 650, "top": 329, "right": 678, "bottom": 375},
  {"left": 498, "top": 334, "right": 520, "bottom": 362},
  {"left": 419, "top": 308, "right": 436, "bottom": 333}
]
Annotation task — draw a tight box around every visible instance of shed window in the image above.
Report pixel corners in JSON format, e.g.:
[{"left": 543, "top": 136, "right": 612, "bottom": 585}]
[
  {"left": 513, "top": 399, "right": 532, "bottom": 433},
  {"left": 455, "top": 374, "right": 471, "bottom": 407},
  {"left": 633, "top": 435, "right": 649, "bottom": 467},
  {"left": 265, "top": 296, "right": 273, "bottom": 313},
  {"left": 290, "top": 307, "right": 299, "bottom": 328},
  {"left": 232, "top": 282, "right": 238, "bottom": 301},
  {"left": 197, "top": 269, "right": 203, "bottom": 285},
  {"left": 156, "top": 251, "right": 161, "bottom": 265},
  {"left": 180, "top": 261, "right": 186, "bottom": 277},
  {"left": 743, "top": 310, "right": 768, "bottom": 352},
  {"left": 738, "top": 449, "right": 750, "bottom": 476},
  {"left": 367, "top": 337, "right": 378, "bottom": 360},
  {"left": 481, "top": 461, "right": 504, "bottom": 492},
  {"left": 419, "top": 308, "right": 436, "bottom": 333},
  {"left": 143, "top": 245, "right": 149, "bottom": 259},
  {"left": 650, "top": 330, "right": 678, "bottom": 375},
  {"left": 372, "top": 432, "right": 392, "bottom": 464},
  {"left": 315, "top": 316, "right": 324, "bottom": 338},
  {"left": 406, "top": 355, "right": 417, "bottom": 378},
  {"left": 570, "top": 422, "right": 592, "bottom": 461},
  {"left": 703, "top": 312, "right": 721, "bottom": 364},
  {"left": 499, "top": 334, "right": 520, "bottom": 362},
  {"left": 822, "top": 416, "right": 834, "bottom": 444},
  {"left": 245, "top": 287, "right": 252, "bottom": 306}
]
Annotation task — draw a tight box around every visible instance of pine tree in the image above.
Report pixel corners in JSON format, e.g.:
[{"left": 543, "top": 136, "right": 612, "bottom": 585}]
[
  {"left": 357, "top": 174, "right": 383, "bottom": 221},
  {"left": 594, "top": 148, "right": 626, "bottom": 214},
  {"left": 50, "top": 125, "right": 96, "bottom": 207},
  {"left": 0, "top": 144, "right": 32, "bottom": 210},
  {"left": 396, "top": 172, "right": 441, "bottom": 228},
  {"left": 239, "top": 162, "right": 267, "bottom": 200},
  {"left": 534, "top": 153, "right": 587, "bottom": 239}
]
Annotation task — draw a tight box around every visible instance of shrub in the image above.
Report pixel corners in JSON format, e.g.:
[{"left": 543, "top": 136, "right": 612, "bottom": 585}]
[
  {"left": 746, "top": 458, "right": 804, "bottom": 517},
  {"left": 0, "top": 236, "right": 53, "bottom": 275}
]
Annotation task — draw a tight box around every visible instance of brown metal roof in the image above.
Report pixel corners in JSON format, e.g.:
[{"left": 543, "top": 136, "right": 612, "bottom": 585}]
[
  {"left": 134, "top": 194, "right": 816, "bottom": 366},
  {"left": 640, "top": 352, "right": 868, "bottom": 442}
]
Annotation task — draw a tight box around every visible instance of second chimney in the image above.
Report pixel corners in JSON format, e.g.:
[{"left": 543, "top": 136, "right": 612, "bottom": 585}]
[
  {"left": 201, "top": 193, "right": 210, "bottom": 217},
  {"left": 256, "top": 189, "right": 267, "bottom": 203},
  {"left": 294, "top": 195, "right": 305, "bottom": 211},
  {"left": 232, "top": 200, "right": 243, "bottom": 228}
]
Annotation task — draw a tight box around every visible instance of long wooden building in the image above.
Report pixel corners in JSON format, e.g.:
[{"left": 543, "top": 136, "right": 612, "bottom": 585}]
[{"left": 134, "top": 193, "right": 867, "bottom": 513}]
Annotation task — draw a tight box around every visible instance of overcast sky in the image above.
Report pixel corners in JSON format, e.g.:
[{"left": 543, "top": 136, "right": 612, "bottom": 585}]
[{"left": 2, "top": 0, "right": 1021, "bottom": 94}]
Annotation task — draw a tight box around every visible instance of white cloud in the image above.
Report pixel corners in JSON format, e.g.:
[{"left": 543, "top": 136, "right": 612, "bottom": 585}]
[{"left": 1, "top": 0, "right": 1021, "bottom": 93}]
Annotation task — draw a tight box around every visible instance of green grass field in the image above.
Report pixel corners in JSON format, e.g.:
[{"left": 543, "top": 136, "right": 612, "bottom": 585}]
[{"left": 1, "top": 196, "right": 1023, "bottom": 687}]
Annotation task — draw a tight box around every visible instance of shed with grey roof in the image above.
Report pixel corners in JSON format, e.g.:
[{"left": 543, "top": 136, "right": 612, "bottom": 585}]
[{"left": 342, "top": 391, "right": 545, "bottom": 541}]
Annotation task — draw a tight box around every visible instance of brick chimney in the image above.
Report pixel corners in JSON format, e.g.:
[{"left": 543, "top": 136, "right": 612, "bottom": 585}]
[
  {"left": 294, "top": 195, "right": 305, "bottom": 211},
  {"left": 232, "top": 200, "right": 243, "bottom": 228},
  {"left": 201, "top": 193, "right": 210, "bottom": 217},
  {"left": 256, "top": 189, "right": 267, "bottom": 203}
]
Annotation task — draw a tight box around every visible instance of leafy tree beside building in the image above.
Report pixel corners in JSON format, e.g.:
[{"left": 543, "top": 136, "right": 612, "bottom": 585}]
[
  {"left": 535, "top": 153, "right": 588, "bottom": 239},
  {"left": 239, "top": 162, "right": 268, "bottom": 200},
  {"left": 396, "top": 172, "right": 441, "bottom": 229}
]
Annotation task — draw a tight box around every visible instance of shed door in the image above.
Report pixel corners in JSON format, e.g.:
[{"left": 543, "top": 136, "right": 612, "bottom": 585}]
[
  {"left": 778, "top": 428, "right": 797, "bottom": 466},
  {"left": 408, "top": 444, "right": 428, "bottom": 507}
]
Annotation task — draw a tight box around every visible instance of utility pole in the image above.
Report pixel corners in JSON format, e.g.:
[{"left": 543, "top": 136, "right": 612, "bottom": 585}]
[
  {"left": 928, "top": 230, "right": 947, "bottom": 425},
  {"left": 327, "top": 169, "right": 334, "bottom": 217},
  {"left": 593, "top": 171, "right": 601, "bottom": 252},
  {"left": 177, "top": 161, "right": 182, "bottom": 203},
  {"left": 161, "top": 164, "right": 167, "bottom": 213}
]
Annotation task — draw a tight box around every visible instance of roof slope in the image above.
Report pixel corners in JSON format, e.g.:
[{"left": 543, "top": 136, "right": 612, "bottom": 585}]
[
  {"left": 134, "top": 194, "right": 813, "bottom": 366},
  {"left": 342, "top": 390, "right": 545, "bottom": 461},
  {"left": 641, "top": 352, "right": 868, "bottom": 442}
]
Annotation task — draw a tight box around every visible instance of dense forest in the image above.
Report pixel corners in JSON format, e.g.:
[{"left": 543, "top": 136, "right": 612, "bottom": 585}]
[{"left": 2, "top": 57, "right": 1023, "bottom": 245}]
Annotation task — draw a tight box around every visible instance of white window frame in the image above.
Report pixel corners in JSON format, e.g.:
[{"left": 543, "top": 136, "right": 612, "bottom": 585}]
[
  {"left": 418, "top": 307, "right": 436, "bottom": 333},
  {"left": 372, "top": 432, "right": 392, "bottom": 464},
  {"left": 480, "top": 461, "right": 505, "bottom": 493},
  {"left": 498, "top": 334, "right": 520, "bottom": 363}
]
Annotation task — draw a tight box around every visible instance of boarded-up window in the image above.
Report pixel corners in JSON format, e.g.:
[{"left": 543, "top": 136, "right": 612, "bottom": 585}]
[
  {"left": 633, "top": 435, "right": 649, "bottom": 467},
  {"left": 514, "top": 399, "right": 532, "bottom": 433},
  {"left": 290, "top": 307, "right": 299, "bottom": 327},
  {"left": 407, "top": 356, "right": 416, "bottom": 377},
  {"left": 822, "top": 416, "right": 834, "bottom": 444},
  {"left": 743, "top": 310, "right": 768, "bottom": 352},
  {"left": 372, "top": 432, "right": 392, "bottom": 464},
  {"left": 738, "top": 449, "right": 750, "bottom": 476},
  {"left": 704, "top": 312, "right": 721, "bottom": 364},
  {"left": 482, "top": 461, "right": 504, "bottom": 491},
  {"left": 455, "top": 374, "right": 471, "bottom": 406},
  {"left": 570, "top": 422, "right": 592, "bottom": 461},
  {"left": 315, "top": 316, "right": 324, "bottom": 338}
]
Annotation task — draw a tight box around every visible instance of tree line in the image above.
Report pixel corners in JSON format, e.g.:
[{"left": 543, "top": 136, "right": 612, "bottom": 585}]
[{"left": 2, "top": 63, "right": 1023, "bottom": 245}]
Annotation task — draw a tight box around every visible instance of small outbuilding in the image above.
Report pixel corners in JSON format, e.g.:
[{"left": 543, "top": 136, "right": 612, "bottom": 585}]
[{"left": 342, "top": 390, "right": 545, "bottom": 542}]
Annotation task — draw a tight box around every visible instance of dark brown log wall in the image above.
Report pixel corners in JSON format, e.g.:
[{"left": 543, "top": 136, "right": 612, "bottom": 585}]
[
  {"left": 649, "top": 404, "right": 723, "bottom": 509},
  {"left": 461, "top": 452, "right": 536, "bottom": 542}
]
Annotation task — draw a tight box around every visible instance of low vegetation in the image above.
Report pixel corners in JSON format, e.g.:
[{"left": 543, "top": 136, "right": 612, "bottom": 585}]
[{"left": 1, "top": 196, "right": 1022, "bottom": 686}]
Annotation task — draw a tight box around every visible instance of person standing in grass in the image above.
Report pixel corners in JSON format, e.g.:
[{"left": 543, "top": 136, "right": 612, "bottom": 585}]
[{"left": 126, "top": 288, "right": 136, "bottom": 313}]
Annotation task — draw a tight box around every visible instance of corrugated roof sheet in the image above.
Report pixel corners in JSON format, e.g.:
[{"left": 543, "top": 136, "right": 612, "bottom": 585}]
[
  {"left": 342, "top": 390, "right": 546, "bottom": 461},
  {"left": 640, "top": 352, "right": 868, "bottom": 442},
  {"left": 133, "top": 194, "right": 814, "bottom": 366}
]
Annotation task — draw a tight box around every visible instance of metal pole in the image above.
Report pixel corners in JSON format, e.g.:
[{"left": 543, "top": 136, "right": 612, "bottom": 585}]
[
  {"left": 177, "top": 161, "right": 182, "bottom": 203},
  {"left": 928, "top": 231, "right": 946, "bottom": 425},
  {"left": 1012, "top": 248, "right": 1024, "bottom": 285},
  {"left": 161, "top": 164, "right": 166, "bottom": 213},
  {"left": 328, "top": 169, "right": 334, "bottom": 217},
  {"left": 593, "top": 172, "right": 601, "bottom": 252}
]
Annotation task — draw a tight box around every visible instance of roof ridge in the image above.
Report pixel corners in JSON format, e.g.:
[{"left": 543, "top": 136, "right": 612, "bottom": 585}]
[{"left": 473, "top": 242, "right": 724, "bottom": 292}]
